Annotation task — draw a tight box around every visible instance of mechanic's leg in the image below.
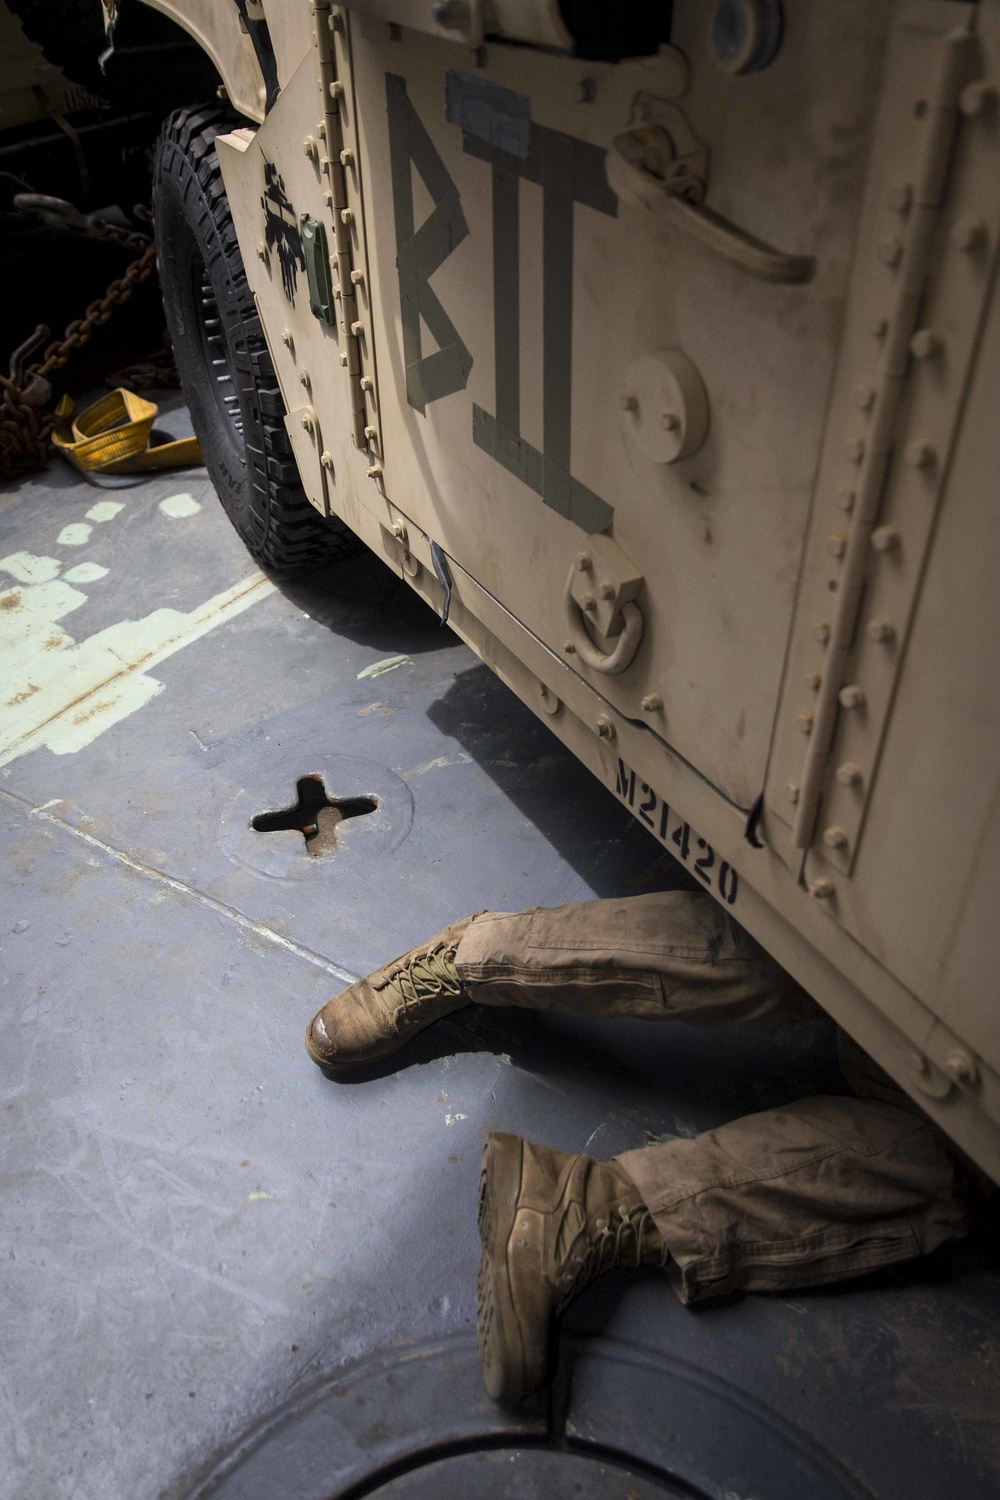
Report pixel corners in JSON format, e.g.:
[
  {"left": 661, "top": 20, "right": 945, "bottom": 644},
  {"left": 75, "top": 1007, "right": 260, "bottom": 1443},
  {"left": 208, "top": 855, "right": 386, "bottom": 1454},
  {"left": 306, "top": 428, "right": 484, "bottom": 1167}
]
[
  {"left": 307, "top": 891, "right": 819, "bottom": 1070},
  {"left": 477, "top": 1094, "right": 981, "bottom": 1402}
]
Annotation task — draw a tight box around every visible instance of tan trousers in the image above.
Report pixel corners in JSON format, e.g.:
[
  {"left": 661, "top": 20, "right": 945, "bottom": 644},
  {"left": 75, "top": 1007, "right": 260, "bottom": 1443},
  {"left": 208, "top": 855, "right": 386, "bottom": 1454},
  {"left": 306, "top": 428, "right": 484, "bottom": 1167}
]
[{"left": 455, "top": 891, "right": 983, "bottom": 1304}]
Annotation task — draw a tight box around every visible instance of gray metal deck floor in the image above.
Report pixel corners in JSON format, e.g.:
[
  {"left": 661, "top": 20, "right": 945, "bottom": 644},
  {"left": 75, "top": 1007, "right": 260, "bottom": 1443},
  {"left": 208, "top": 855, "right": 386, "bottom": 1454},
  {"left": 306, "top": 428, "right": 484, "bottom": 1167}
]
[{"left": 1, "top": 409, "right": 998, "bottom": 1500}]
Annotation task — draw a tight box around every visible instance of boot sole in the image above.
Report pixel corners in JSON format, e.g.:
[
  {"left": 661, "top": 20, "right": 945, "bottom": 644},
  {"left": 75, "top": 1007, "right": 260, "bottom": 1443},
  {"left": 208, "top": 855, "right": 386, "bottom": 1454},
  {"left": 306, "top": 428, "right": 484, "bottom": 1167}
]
[
  {"left": 476, "top": 1133, "right": 544, "bottom": 1404},
  {"left": 303, "top": 1000, "right": 471, "bottom": 1072}
]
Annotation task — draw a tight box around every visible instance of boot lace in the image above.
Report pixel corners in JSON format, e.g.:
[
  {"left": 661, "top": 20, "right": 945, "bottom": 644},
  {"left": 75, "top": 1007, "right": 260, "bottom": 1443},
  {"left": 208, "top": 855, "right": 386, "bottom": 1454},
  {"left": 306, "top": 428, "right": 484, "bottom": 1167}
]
[
  {"left": 390, "top": 944, "right": 463, "bottom": 1028},
  {"left": 556, "top": 1205, "right": 668, "bottom": 1311}
]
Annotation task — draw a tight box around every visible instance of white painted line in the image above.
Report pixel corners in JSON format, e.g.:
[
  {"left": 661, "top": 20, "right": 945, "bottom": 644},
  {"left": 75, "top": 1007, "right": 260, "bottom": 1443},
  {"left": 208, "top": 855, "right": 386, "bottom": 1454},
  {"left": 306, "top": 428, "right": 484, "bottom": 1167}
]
[
  {"left": 64, "top": 563, "right": 109, "bottom": 584},
  {"left": 357, "top": 653, "right": 412, "bottom": 680},
  {"left": 0, "top": 572, "right": 277, "bottom": 768},
  {"left": 0, "top": 786, "right": 359, "bottom": 988}
]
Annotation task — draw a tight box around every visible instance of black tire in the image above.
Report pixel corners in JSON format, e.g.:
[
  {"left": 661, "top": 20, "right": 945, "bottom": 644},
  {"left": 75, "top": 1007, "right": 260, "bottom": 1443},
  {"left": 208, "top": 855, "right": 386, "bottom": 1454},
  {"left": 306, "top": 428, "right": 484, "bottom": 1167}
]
[{"left": 153, "top": 105, "right": 358, "bottom": 575}]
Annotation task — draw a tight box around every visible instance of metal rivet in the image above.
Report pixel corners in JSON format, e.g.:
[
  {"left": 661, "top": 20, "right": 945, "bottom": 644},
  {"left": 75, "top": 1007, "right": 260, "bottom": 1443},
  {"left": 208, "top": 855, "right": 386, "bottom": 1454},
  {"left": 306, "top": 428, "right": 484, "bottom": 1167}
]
[
  {"left": 844, "top": 437, "right": 865, "bottom": 463},
  {"left": 837, "top": 489, "right": 856, "bottom": 513},
  {"left": 576, "top": 552, "right": 593, "bottom": 572},
  {"left": 597, "top": 583, "right": 615, "bottom": 601},
  {"left": 321, "top": 451, "right": 334, "bottom": 471},
  {"left": 805, "top": 671, "right": 821, "bottom": 690},
  {"left": 909, "top": 328, "right": 940, "bottom": 360},
  {"left": 866, "top": 617, "right": 895, "bottom": 642},
  {"left": 580, "top": 592, "right": 597, "bottom": 611},
  {"left": 836, "top": 762, "right": 862, "bottom": 786},
  {"left": 641, "top": 693, "right": 663, "bottom": 712},
  {"left": 878, "top": 237, "right": 903, "bottom": 267},
  {"left": 888, "top": 182, "right": 913, "bottom": 214},
  {"left": 905, "top": 440, "right": 935, "bottom": 469},
  {"left": 823, "top": 825, "right": 848, "bottom": 849},
  {"left": 871, "top": 525, "right": 899, "bottom": 552},
  {"left": 944, "top": 1048, "right": 979, "bottom": 1087},
  {"left": 595, "top": 715, "right": 615, "bottom": 740},
  {"left": 855, "top": 385, "right": 876, "bottom": 412},
  {"left": 810, "top": 878, "right": 835, "bottom": 899},
  {"left": 798, "top": 710, "right": 814, "bottom": 733},
  {"left": 255, "top": 242, "right": 267, "bottom": 261},
  {"left": 814, "top": 621, "right": 831, "bottom": 644},
  {"left": 563, "top": 641, "right": 576, "bottom": 654},
  {"left": 828, "top": 534, "right": 847, "bottom": 558},
  {"left": 785, "top": 782, "right": 800, "bottom": 804},
  {"left": 960, "top": 80, "right": 995, "bottom": 117},
  {"left": 952, "top": 217, "right": 986, "bottom": 252},
  {"left": 839, "top": 684, "right": 865, "bottom": 709}
]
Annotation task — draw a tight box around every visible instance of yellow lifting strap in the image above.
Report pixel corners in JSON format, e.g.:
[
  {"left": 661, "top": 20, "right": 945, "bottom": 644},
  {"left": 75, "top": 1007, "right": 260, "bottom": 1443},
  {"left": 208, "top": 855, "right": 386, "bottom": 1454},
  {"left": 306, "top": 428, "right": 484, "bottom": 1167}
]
[{"left": 51, "top": 389, "right": 204, "bottom": 475}]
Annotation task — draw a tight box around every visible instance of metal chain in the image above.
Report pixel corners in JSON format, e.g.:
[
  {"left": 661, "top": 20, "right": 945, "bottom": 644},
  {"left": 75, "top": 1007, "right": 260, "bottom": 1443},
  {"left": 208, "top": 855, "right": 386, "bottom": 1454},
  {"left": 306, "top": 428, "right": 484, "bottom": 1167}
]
[{"left": 0, "top": 238, "right": 157, "bottom": 481}]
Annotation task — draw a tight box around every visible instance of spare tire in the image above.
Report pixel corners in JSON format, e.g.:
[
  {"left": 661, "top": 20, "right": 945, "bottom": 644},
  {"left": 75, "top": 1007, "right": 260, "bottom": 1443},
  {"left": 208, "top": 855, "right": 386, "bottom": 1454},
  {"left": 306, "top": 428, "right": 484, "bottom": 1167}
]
[{"left": 153, "top": 105, "right": 358, "bottom": 575}]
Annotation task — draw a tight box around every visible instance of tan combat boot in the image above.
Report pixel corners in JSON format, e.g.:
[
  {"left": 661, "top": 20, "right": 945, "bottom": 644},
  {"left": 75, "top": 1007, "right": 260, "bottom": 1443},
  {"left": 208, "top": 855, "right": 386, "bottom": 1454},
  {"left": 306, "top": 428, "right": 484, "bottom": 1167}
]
[
  {"left": 305, "top": 916, "right": 477, "bottom": 1070},
  {"left": 476, "top": 1132, "right": 669, "bottom": 1403}
]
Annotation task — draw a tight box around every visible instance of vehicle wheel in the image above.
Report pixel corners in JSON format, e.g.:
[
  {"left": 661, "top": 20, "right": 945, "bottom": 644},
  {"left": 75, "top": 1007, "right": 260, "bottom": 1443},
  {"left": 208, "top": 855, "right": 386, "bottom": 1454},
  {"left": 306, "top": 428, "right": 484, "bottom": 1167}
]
[{"left": 153, "top": 105, "right": 359, "bottom": 575}]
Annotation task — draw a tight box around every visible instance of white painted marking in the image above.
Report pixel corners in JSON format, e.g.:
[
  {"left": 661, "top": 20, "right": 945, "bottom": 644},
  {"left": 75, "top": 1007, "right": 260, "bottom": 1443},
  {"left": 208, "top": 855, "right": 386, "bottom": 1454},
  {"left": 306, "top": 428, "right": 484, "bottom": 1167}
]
[
  {"left": 247, "top": 1190, "right": 277, "bottom": 1202},
  {"left": 85, "top": 500, "right": 125, "bottom": 523},
  {"left": 356, "top": 653, "right": 412, "bottom": 680},
  {"left": 444, "top": 1113, "right": 468, "bottom": 1126},
  {"left": 0, "top": 552, "right": 61, "bottom": 585},
  {"left": 403, "top": 750, "right": 472, "bottom": 779},
  {"left": 159, "top": 492, "right": 201, "bottom": 519},
  {"left": 0, "top": 573, "right": 277, "bottom": 767},
  {"left": 64, "top": 563, "right": 109, "bottom": 584},
  {"left": 57, "top": 523, "right": 93, "bottom": 547}
]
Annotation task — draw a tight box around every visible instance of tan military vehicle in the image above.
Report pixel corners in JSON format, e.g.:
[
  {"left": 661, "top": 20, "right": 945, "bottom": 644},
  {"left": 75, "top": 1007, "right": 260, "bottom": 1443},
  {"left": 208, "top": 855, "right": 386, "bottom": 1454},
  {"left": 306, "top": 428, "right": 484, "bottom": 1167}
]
[{"left": 133, "top": 0, "right": 999, "bottom": 1181}]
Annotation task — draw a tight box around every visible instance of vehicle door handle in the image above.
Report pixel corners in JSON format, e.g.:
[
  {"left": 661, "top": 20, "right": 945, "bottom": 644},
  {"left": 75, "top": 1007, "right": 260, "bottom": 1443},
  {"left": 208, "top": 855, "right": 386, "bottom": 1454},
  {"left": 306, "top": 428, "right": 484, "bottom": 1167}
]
[{"left": 607, "top": 127, "right": 815, "bottom": 285}]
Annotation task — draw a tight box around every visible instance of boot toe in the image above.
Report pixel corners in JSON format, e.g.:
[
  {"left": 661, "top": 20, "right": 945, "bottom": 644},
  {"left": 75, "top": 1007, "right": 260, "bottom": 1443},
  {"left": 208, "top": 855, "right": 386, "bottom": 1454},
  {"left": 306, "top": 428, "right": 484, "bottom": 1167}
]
[{"left": 305, "top": 1010, "right": 335, "bottom": 1065}]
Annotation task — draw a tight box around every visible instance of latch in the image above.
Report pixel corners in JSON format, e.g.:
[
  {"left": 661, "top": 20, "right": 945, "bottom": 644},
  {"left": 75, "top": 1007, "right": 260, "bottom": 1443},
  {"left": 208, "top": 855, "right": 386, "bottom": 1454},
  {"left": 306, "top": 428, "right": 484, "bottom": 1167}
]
[
  {"left": 300, "top": 214, "right": 334, "bottom": 325},
  {"left": 608, "top": 94, "right": 814, "bottom": 284},
  {"left": 563, "top": 537, "right": 644, "bottom": 675}
]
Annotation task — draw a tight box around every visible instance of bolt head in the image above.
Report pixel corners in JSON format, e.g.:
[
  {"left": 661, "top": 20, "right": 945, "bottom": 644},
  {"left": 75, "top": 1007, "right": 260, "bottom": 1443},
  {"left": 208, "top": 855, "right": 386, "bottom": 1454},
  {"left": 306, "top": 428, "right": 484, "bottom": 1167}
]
[
  {"left": 871, "top": 525, "right": 899, "bottom": 552},
  {"left": 785, "top": 782, "right": 800, "bottom": 804},
  {"left": 814, "top": 621, "right": 831, "bottom": 644},
  {"left": 576, "top": 552, "right": 593, "bottom": 572},
  {"left": 255, "top": 242, "right": 266, "bottom": 260},
  {"left": 329, "top": 80, "right": 343, "bottom": 99},
  {"left": 810, "top": 878, "right": 835, "bottom": 899},
  {"left": 321, "top": 451, "right": 334, "bottom": 470},
  {"left": 823, "top": 825, "right": 848, "bottom": 849},
  {"left": 281, "top": 329, "right": 293, "bottom": 347},
  {"left": 595, "top": 715, "right": 615, "bottom": 740},
  {"left": 952, "top": 217, "right": 986, "bottom": 252},
  {"left": 298, "top": 370, "right": 309, "bottom": 386},
  {"left": 597, "top": 582, "right": 615, "bottom": 601},
  {"left": 300, "top": 414, "right": 313, "bottom": 432},
  {"left": 909, "top": 328, "right": 940, "bottom": 360},
  {"left": 836, "top": 762, "right": 862, "bottom": 786},
  {"left": 944, "top": 1048, "right": 978, "bottom": 1087},
  {"left": 641, "top": 693, "right": 663, "bottom": 712},
  {"left": 905, "top": 440, "right": 935, "bottom": 469},
  {"left": 798, "top": 710, "right": 814, "bottom": 733},
  {"left": 960, "top": 80, "right": 995, "bottom": 117},
  {"left": 828, "top": 535, "right": 847, "bottom": 558},
  {"left": 563, "top": 641, "right": 576, "bottom": 654},
  {"left": 350, "top": 269, "right": 364, "bottom": 284},
  {"left": 839, "top": 684, "right": 865, "bottom": 710},
  {"left": 866, "top": 617, "right": 895, "bottom": 643},
  {"left": 805, "top": 671, "right": 821, "bottom": 690}
]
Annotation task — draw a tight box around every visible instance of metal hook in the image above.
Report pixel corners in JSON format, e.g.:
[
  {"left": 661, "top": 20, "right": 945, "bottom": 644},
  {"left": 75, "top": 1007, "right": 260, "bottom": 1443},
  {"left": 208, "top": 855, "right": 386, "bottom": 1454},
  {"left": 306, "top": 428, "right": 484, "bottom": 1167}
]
[{"left": 9, "top": 325, "right": 51, "bottom": 385}]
